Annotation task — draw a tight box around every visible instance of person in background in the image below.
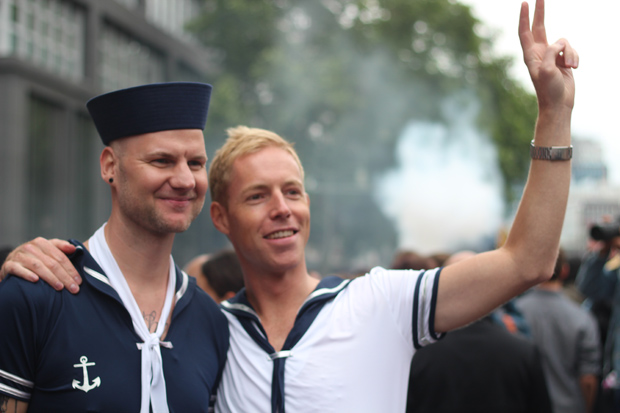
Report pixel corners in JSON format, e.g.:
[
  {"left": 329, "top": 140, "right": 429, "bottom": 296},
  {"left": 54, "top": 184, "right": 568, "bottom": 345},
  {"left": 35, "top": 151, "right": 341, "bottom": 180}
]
[
  {"left": 183, "top": 253, "right": 210, "bottom": 281},
  {"left": 184, "top": 249, "right": 244, "bottom": 303},
  {"left": 406, "top": 250, "right": 552, "bottom": 413},
  {"left": 517, "top": 248, "right": 601, "bottom": 413},
  {"left": 390, "top": 250, "right": 439, "bottom": 271},
  {"left": 576, "top": 224, "right": 620, "bottom": 412}
]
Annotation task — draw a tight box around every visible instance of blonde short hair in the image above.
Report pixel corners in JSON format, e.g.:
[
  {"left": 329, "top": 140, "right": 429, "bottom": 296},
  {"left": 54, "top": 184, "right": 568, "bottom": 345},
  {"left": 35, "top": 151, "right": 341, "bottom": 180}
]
[{"left": 208, "top": 126, "right": 305, "bottom": 205}]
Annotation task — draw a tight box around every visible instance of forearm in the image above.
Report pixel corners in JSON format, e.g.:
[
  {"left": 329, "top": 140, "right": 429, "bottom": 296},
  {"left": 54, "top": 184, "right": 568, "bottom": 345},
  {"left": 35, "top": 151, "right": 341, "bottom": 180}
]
[
  {"left": 502, "top": 108, "right": 572, "bottom": 284},
  {"left": 434, "top": 110, "right": 572, "bottom": 332},
  {"left": 0, "top": 395, "right": 28, "bottom": 413},
  {"left": 579, "top": 374, "right": 598, "bottom": 413}
]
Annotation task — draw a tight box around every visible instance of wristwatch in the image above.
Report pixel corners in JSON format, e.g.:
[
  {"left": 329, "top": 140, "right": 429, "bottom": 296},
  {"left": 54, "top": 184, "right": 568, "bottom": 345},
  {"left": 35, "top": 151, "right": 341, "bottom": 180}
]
[{"left": 530, "top": 140, "right": 573, "bottom": 161}]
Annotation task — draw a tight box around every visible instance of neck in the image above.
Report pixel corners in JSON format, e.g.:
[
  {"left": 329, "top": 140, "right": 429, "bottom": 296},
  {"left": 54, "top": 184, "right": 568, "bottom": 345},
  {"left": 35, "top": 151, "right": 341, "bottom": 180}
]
[
  {"left": 242, "top": 262, "right": 320, "bottom": 351},
  {"left": 246, "top": 264, "right": 318, "bottom": 310},
  {"left": 92, "top": 214, "right": 175, "bottom": 298},
  {"left": 87, "top": 216, "right": 177, "bottom": 337}
]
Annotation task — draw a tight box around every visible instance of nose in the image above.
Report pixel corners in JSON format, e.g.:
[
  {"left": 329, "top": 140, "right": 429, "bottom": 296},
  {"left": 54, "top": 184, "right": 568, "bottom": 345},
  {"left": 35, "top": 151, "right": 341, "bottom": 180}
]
[
  {"left": 269, "top": 191, "right": 292, "bottom": 220},
  {"left": 169, "top": 162, "right": 196, "bottom": 190}
]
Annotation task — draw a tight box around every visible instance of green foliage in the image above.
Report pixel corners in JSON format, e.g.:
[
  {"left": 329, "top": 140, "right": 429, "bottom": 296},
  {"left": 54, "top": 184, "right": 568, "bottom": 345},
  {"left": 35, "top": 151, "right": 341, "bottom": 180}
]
[{"left": 185, "top": 0, "right": 537, "bottom": 270}]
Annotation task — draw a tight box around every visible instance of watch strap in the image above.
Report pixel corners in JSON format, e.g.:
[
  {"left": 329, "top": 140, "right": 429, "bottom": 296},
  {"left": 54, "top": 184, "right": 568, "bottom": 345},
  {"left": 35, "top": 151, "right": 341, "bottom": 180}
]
[{"left": 530, "top": 140, "right": 573, "bottom": 161}]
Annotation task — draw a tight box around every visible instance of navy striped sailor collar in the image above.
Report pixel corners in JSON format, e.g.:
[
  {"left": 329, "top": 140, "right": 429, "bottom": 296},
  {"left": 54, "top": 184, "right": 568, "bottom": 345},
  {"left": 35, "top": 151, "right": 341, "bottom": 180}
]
[
  {"left": 220, "top": 275, "right": 352, "bottom": 413},
  {"left": 66, "top": 239, "right": 193, "bottom": 311},
  {"left": 221, "top": 275, "right": 351, "bottom": 321}
]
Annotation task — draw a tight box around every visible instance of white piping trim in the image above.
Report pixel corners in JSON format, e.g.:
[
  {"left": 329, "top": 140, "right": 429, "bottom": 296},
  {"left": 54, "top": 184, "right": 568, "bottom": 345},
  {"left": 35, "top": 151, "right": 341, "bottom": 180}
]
[
  {"left": 304, "top": 279, "right": 351, "bottom": 303},
  {"left": 0, "top": 384, "right": 30, "bottom": 399},
  {"left": 0, "top": 383, "right": 31, "bottom": 400},
  {"left": 176, "top": 271, "right": 189, "bottom": 302},
  {"left": 84, "top": 266, "right": 111, "bottom": 286},
  {"left": 0, "top": 369, "right": 33, "bottom": 388},
  {"left": 221, "top": 301, "right": 259, "bottom": 318}
]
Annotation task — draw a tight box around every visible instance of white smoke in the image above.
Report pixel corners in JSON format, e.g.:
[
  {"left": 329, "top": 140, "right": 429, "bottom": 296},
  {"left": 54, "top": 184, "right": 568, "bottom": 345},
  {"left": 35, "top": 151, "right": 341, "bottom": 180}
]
[{"left": 375, "top": 92, "right": 505, "bottom": 255}]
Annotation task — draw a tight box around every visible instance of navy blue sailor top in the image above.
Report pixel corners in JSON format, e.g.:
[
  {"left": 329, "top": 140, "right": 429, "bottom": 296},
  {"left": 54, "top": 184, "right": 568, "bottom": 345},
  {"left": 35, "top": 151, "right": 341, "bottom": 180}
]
[{"left": 0, "top": 241, "right": 229, "bottom": 412}]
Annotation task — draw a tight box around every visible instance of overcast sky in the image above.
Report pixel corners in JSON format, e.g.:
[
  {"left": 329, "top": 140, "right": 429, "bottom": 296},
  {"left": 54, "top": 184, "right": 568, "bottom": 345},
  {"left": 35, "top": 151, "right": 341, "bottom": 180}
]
[{"left": 460, "top": 0, "right": 620, "bottom": 183}]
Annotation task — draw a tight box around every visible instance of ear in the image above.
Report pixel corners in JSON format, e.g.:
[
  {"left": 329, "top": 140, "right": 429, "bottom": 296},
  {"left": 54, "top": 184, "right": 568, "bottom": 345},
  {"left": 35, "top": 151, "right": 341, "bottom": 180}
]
[
  {"left": 210, "top": 202, "right": 230, "bottom": 235},
  {"left": 100, "top": 146, "right": 116, "bottom": 184},
  {"left": 305, "top": 192, "right": 310, "bottom": 206}
]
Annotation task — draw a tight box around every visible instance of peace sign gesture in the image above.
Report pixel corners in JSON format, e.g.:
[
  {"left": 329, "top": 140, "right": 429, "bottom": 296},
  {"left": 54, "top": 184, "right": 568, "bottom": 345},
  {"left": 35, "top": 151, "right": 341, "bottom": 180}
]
[{"left": 519, "top": 0, "right": 579, "bottom": 112}]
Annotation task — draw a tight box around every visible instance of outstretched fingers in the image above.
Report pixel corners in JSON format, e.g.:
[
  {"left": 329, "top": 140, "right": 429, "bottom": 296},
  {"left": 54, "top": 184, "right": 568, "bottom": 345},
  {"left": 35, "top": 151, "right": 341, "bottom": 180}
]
[
  {"left": 530, "top": 0, "right": 547, "bottom": 45},
  {"left": 519, "top": 0, "right": 549, "bottom": 58},
  {"left": 518, "top": 2, "right": 534, "bottom": 52}
]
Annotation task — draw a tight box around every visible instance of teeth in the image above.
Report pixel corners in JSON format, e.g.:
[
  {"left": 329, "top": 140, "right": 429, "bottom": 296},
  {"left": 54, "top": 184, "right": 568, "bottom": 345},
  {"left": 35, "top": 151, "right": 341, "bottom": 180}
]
[{"left": 266, "top": 230, "right": 294, "bottom": 239}]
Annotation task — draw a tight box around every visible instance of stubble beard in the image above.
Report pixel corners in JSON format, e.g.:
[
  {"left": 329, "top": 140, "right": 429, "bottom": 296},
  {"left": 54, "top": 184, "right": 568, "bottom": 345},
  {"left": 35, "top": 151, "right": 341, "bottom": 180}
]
[{"left": 116, "top": 183, "right": 204, "bottom": 235}]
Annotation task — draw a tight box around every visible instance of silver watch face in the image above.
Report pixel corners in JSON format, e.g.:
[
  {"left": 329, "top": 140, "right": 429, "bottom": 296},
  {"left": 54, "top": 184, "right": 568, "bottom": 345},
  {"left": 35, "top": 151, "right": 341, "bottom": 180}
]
[
  {"left": 548, "top": 146, "right": 573, "bottom": 160},
  {"left": 530, "top": 143, "right": 572, "bottom": 161}
]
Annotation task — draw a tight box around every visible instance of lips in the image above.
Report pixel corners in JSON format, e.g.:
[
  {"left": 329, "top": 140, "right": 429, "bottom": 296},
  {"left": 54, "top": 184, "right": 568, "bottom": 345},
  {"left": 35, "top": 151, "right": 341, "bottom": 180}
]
[
  {"left": 165, "top": 197, "right": 193, "bottom": 202},
  {"left": 159, "top": 193, "right": 196, "bottom": 203},
  {"left": 159, "top": 196, "right": 197, "bottom": 211},
  {"left": 265, "top": 230, "right": 296, "bottom": 239}
]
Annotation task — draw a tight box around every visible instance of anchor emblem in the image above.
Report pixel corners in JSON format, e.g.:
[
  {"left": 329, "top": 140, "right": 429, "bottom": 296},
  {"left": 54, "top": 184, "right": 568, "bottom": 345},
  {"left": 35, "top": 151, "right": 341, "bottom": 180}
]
[{"left": 72, "top": 356, "right": 101, "bottom": 393}]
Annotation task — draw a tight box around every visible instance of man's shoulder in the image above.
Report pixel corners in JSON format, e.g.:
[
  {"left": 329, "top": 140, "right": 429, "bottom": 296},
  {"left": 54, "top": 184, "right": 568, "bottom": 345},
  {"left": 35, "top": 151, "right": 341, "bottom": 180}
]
[
  {"left": 475, "top": 318, "right": 541, "bottom": 359},
  {"left": 557, "top": 293, "right": 599, "bottom": 326},
  {"left": 192, "top": 285, "right": 225, "bottom": 313},
  {"left": 0, "top": 272, "right": 64, "bottom": 300},
  {"left": 516, "top": 289, "right": 557, "bottom": 309},
  {"left": 178, "top": 278, "right": 228, "bottom": 327}
]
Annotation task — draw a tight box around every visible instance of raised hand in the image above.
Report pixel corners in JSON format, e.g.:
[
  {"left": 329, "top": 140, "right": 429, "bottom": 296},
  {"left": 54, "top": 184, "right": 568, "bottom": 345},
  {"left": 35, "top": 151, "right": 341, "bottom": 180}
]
[{"left": 519, "top": 0, "right": 578, "bottom": 111}]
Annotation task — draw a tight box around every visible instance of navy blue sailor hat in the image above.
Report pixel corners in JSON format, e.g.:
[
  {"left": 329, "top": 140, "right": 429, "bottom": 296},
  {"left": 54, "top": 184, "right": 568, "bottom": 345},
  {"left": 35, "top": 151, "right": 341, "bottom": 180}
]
[{"left": 86, "top": 82, "right": 212, "bottom": 145}]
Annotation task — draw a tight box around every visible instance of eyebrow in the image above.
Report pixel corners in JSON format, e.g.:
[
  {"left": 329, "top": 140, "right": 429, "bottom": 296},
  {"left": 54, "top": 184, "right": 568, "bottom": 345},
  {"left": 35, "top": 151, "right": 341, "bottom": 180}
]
[
  {"left": 240, "top": 179, "right": 303, "bottom": 194},
  {"left": 145, "top": 150, "right": 207, "bottom": 162}
]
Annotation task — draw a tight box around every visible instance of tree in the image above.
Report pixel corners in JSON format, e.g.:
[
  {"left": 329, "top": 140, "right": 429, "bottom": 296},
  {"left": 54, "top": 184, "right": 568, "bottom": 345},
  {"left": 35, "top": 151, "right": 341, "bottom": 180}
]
[{"left": 180, "top": 0, "right": 537, "bottom": 272}]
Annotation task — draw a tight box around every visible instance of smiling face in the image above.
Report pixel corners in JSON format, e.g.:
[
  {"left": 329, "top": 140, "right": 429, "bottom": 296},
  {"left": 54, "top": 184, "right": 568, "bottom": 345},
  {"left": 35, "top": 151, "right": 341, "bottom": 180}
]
[
  {"left": 211, "top": 146, "right": 310, "bottom": 275},
  {"left": 107, "top": 129, "right": 208, "bottom": 236}
]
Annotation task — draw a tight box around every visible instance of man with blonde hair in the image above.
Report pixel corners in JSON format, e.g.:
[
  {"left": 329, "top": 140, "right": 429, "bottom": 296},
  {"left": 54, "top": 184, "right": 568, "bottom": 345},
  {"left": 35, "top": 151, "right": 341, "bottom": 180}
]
[
  {"left": 3, "top": 1, "right": 578, "bottom": 411},
  {"left": 208, "top": 125, "right": 305, "bottom": 208}
]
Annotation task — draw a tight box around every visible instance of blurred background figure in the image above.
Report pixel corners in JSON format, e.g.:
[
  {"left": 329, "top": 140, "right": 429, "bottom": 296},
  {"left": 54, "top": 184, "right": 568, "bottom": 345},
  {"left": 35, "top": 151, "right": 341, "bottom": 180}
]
[
  {"left": 405, "top": 250, "right": 551, "bottom": 413},
  {"left": 183, "top": 253, "right": 210, "bottom": 280},
  {"left": 391, "top": 250, "right": 439, "bottom": 270},
  {"left": 576, "top": 217, "right": 620, "bottom": 413},
  {"left": 516, "top": 248, "right": 601, "bottom": 413},
  {"left": 443, "top": 250, "right": 475, "bottom": 266},
  {"left": 184, "top": 250, "right": 244, "bottom": 303}
]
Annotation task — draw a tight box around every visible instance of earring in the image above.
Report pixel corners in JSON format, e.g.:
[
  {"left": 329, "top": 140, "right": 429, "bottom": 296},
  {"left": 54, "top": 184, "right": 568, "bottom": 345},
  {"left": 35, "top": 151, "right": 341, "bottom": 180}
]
[{"left": 109, "top": 178, "right": 114, "bottom": 183}]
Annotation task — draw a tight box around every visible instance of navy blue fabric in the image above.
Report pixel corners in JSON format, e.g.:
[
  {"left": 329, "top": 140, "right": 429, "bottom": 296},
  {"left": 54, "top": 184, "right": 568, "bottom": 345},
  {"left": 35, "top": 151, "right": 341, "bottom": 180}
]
[
  {"left": 0, "top": 240, "right": 229, "bottom": 412},
  {"left": 86, "top": 82, "right": 212, "bottom": 145},
  {"left": 223, "top": 276, "right": 351, "bottom": 413}
]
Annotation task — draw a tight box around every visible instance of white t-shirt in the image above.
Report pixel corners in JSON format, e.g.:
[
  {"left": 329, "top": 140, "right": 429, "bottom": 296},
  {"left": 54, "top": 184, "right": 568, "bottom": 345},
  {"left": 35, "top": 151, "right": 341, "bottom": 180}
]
[{"left": 216, "top": 267, "right": 442, "bottom": 413}]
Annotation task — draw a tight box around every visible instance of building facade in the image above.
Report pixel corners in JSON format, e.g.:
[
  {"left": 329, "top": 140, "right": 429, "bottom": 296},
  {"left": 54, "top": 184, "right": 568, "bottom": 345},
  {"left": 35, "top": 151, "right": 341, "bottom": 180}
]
[{"left": 0, "top": 0, "right": 214, "bottom": 255}]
